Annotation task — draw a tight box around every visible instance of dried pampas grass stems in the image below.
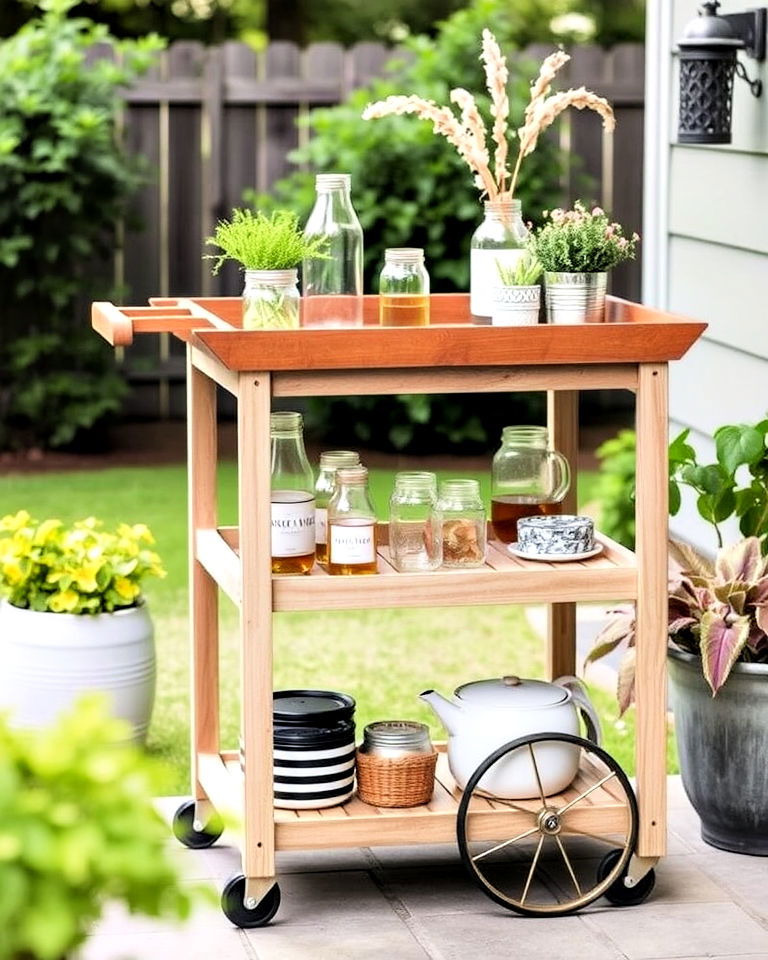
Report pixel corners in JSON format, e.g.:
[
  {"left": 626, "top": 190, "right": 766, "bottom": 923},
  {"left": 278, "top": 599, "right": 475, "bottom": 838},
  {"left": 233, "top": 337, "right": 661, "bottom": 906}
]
[{"left": 362, "top": 30, "right": 616, "bottom": 204}]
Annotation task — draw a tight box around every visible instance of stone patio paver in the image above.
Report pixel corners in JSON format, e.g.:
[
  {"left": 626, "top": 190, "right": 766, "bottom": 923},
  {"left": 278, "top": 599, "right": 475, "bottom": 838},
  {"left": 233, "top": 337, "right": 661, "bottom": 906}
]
[{"left": 76, "top": 779, "right": 768, "bottom": 960}]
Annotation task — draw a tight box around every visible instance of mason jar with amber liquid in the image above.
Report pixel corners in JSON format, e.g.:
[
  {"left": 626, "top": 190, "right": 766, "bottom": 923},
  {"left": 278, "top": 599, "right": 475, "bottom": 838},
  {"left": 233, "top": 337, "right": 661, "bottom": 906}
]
[
  {"left": 379, "top": 248, "right": 430, "bottom": 327},
  {"left": 327, "top": 466, "right": 378, "bottom": 575},
  {"left": 271, "top": 411, "right": 315, "bottom": 574},
  {"left": 491, "top": 425, "right": 570, "bottom": 544}
]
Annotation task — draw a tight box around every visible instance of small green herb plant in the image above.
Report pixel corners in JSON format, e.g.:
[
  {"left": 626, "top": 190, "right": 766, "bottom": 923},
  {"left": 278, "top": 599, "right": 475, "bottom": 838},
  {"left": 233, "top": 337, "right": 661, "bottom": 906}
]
[
  {"left": 0, "top": 510, "right": 166, "bottom": 614},
  {"left": 0, "top": 696, "right": 206, "bottom": 960},
  {"left": 495, "top": 251, "right": 543, "bottom": 286},
  {"left": 530, "top": 201, "right": 639, "bottom": 273},
  {"left": 205, "top": 208, "right": 330, "bottom": 329}
]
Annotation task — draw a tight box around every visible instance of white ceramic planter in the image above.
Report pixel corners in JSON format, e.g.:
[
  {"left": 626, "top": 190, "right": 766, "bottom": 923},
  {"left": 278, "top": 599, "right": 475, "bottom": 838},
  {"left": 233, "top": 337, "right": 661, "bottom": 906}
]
[
  {"left": 0, "top": 601, "right": 156, "bottom": 743},
  {"left": 491, "top": 284, "right": 541, "bottom": 326}
]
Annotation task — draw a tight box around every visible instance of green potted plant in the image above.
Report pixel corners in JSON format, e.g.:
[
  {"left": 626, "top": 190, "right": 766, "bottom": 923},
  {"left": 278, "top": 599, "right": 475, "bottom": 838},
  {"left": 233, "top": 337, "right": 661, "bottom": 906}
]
[
  {"left": 0, "top": 696, "right": 203, "bottom": 960},
  {"left": 491, "top": 251, "right": 543, "bottom": 326},
  {"left": 587, "top": 418, "right": 768, "bottom": 855},
  {"left": 529, "top": 201, "right": 639, "bottom": 324},
  {"left": 0, "top": 510, "right": 166, "bottom": 742},
  {"left": 205, "top": 208, "right": 329, "bottom": 329}
]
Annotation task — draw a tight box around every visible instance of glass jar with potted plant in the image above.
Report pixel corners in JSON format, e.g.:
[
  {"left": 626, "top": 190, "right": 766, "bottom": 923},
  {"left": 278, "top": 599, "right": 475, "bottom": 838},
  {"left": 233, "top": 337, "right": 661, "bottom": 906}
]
[
  {"left": 206, "top": 208, "right": 330, "bottom": 329},
  {"left": 585, "top": 417, "right": 768, "bottom": 855},
  {"left": 0, "top": 510, "right": 166, "bottom": 742},
  {"left": 530, "top": 201, "right": 639, "bottom": 324}
]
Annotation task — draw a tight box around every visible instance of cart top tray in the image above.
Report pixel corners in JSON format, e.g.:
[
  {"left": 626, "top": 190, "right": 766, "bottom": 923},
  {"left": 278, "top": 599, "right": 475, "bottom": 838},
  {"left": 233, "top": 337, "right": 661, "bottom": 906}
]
[{"left": 91, "top": 293, "right": 706, "bottom": 371}]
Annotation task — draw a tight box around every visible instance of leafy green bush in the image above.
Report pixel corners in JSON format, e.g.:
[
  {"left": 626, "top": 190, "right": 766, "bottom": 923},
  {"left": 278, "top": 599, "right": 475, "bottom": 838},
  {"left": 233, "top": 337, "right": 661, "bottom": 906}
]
[
  {"left": 594, "top": 428, "right": 637, "bottom": 549},
  {"left": 0, "top": 696, "right": 205, "bottom": 960},
  {"left": 0, "top": 0, "right": 163, "bottom": 451}
]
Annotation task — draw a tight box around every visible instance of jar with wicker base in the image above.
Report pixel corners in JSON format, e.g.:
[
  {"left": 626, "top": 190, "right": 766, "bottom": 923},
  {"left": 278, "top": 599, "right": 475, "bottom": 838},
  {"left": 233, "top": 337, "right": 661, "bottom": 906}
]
[{"left": 356, "top": 749, "right": 438, "bottom": 807}]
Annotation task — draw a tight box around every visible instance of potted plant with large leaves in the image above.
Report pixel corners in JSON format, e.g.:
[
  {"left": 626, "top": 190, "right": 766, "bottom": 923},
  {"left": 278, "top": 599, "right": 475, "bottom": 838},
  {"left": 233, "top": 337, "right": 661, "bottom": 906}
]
[
  {"left": 0, "top": 510, "right": 166, "bottom": 742},
  {"left": 0, "top": 696, "right": 204, "bottom": 960},
  {"left": 587, "top": 418, "right": 768, "bottom": 855}
]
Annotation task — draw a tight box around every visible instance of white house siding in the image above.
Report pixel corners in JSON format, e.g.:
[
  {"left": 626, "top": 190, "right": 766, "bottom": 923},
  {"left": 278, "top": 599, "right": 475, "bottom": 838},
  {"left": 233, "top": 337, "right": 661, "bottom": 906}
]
[{"left": 644, "top": 0, "right": 768, "bottom": 552}]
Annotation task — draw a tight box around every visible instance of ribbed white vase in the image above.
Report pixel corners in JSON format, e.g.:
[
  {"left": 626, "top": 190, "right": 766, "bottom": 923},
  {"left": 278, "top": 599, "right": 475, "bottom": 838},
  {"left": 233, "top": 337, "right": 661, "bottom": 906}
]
[{"left": 0, "top": 601, "right": 156, "bottom": 743}]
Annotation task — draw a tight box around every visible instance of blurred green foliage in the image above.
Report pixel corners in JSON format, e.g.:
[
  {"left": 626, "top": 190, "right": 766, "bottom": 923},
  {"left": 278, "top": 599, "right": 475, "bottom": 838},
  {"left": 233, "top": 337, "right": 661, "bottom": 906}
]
[
  {"left": 0, "top": 0, "right": 163, "bottom": 451},
  {"left": 0, "top": 695, "right": 205, "bottom": 960},
  {"left": 594, "top": 428, "right": 637, "bottom": 549}
]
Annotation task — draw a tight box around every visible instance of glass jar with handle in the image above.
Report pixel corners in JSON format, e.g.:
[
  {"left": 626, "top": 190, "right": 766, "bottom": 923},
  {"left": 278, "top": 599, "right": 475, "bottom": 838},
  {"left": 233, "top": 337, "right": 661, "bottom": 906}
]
[{"left": 491, "top": 426, "right": 571, "bottom": 544}]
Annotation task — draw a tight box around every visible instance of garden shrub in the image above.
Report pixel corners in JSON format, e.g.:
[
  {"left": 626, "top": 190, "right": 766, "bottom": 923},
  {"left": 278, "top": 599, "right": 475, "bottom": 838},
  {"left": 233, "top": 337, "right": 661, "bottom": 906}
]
[
  {"left": 0, "top": 0, "right": 163, "bottom": 451},
  {"left": 252, "top": 0, "right": 577, "bottom": 451}
]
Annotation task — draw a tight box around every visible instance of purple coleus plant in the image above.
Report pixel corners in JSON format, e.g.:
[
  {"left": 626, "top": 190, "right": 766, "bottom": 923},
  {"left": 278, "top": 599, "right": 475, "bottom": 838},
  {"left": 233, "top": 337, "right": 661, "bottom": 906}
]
[{"left": 586, "top": 537, "right": 768, "bottom": 713}]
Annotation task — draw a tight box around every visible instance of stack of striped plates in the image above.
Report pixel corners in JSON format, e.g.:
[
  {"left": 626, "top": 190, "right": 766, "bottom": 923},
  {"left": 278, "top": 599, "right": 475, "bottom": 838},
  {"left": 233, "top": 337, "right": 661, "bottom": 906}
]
[{"left": 272, "top": 690, "right": 356, "bottom": 810}]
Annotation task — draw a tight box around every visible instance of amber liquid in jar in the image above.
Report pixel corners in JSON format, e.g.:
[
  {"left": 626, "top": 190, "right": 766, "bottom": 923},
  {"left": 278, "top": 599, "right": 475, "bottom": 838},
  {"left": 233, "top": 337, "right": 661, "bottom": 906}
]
[
  {"left": 327, "top": 518, "right": 378, "bottom": 575},
  {"left": 379, "top": 295, "right": 429, "bottom": 327},
  {"left": 271, "top": 491, "right": 315, "bottom": 575},
  {"left": 490, "top": 496, "right": 562, "bottom": 544}
]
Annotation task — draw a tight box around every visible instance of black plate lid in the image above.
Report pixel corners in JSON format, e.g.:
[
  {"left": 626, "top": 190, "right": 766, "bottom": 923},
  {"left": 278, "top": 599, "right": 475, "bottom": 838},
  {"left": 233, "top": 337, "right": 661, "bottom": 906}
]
[{"left": 273, "top": 689, "right": 355, "bottom": 725}]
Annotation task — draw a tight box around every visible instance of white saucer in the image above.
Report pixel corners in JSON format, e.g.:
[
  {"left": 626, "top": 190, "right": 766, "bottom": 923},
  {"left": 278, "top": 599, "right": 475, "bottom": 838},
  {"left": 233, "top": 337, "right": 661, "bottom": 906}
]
[{"left": 507, "top": 541, "right": 604, "bottom": 562}]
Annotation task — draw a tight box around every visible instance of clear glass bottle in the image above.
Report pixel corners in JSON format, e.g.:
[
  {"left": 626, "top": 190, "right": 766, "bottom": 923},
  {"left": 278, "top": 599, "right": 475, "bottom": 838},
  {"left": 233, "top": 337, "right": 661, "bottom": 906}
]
[
  {"left": 437, "top": 478, "right": 487, "bottom": 568},
  {"left": 389, "top": 471, "right": 442, "bottom": 572},
  {"left": 491, "top": 425, "right": 571, "bottom": 544},
  {"left": 243, "top": 269, "right": 300, "bottom": 330},
  {"left": 470, "top": 199, "right": 528, "bottom": 321},
  {"left": 314, "top": 449, "right": 361, "bottom": 565},
  {"left": 302, "top": 173, "right": 364, "bottom": 328},
  {"left": 270, "top": 411, "right": 315, "bottom": 574},
  {"left": 379, "top": 248, "right": 430, "bottom": 327},
  {"left": 327, "top": 466, "right": 378, "bottom": 575}
]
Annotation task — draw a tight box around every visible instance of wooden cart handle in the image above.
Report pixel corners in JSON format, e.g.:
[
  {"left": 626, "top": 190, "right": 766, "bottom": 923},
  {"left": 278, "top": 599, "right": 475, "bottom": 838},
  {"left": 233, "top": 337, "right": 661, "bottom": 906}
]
[{"left": 91, "top": 301, "right": 211, "bottom": 345}]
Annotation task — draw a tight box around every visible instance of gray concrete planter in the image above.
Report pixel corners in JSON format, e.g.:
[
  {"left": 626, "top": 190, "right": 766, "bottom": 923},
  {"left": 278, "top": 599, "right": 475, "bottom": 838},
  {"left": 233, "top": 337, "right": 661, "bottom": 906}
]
[{"left": 668, "top": 646, "right": 768, "bottom": 855}]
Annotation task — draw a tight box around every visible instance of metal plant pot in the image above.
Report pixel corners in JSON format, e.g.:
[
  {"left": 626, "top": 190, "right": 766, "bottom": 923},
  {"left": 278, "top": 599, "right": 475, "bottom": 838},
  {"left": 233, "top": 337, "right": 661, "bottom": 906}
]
[
  {"left": 668, "top": 646, "right": 768, "bottom": 855},
  {"left": 544, "top": 271, "right": 607, "bottom": 324}
]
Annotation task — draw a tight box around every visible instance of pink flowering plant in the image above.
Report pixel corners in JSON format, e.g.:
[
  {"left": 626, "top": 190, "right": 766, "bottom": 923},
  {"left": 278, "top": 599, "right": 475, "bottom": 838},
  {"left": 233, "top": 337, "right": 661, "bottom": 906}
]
[{"left": 530, "top": 201, "right": 639, "bottom": 273}]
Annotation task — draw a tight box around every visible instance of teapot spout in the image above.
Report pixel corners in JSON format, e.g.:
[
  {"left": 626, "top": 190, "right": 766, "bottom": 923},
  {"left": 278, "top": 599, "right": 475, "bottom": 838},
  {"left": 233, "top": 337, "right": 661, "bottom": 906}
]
[{"left": 419, "top": 689, "right": 461, "bottom": 736}]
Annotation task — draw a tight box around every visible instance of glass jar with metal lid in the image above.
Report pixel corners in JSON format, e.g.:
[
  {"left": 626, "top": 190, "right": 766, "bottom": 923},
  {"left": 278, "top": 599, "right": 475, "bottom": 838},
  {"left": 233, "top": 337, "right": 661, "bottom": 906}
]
[{"left": 359, "top": 721, "right": 433, "bottom": 759}]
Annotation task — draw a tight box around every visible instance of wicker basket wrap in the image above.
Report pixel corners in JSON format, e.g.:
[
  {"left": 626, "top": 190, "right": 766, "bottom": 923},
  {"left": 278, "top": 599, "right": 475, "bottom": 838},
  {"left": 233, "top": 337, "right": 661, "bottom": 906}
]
[{"left": 356, "top": 749, "right": 437, "bottom": 808}]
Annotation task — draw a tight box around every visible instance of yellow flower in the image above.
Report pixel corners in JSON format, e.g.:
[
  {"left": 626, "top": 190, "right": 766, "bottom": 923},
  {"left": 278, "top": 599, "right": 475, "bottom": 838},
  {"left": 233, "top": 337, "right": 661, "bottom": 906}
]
[
  {"left": 33, "top": 518, "right": 62, "bottom": 545},
  {"left": 73, "top": 562, "right": 102, "bottom": 594},
  {"left": 113, "top": 577, "right": 139, "bottom": 602},
  {"left": 0, "top": 510, "right": 32, "bottom": 532},
  {"left": 1, "top": 559, "right": 25, "bottom": 584},
  {"left": 48, "top": 589, "right": 80, "bottom": 613}
]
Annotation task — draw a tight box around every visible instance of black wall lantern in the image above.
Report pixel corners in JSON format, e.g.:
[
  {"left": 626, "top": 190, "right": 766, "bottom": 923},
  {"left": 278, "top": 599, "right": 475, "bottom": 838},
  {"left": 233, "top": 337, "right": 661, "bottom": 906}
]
[{"left": 678, "top": 1, "right": 766, "bottom": 144}]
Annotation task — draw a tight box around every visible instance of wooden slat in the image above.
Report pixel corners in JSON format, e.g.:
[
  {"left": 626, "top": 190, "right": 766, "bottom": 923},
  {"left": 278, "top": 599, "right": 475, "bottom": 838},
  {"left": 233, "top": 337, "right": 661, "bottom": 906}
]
[{"left": 196, "top": 528, "right": 241, "bottom": 606}]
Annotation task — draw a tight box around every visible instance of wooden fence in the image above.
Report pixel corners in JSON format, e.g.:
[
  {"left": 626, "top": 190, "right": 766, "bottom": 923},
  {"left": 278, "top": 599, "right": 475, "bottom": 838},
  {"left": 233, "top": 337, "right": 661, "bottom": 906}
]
[{"left": 110, "top": 40, "right": 645, "bottom": 417}]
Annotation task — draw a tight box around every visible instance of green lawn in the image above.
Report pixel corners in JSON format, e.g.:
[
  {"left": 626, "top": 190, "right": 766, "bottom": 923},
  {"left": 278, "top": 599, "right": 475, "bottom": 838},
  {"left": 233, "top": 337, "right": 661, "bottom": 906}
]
[{"left": 0, "top": 462, "right": 673, "bottom": 794}]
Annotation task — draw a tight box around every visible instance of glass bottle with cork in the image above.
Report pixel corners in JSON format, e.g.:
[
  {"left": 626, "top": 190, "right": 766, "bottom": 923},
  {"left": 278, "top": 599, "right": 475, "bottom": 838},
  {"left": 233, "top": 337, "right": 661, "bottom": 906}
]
[
  {"left": 491, "top": 425, "right": 570, "bottom": 544},
  {"left": 314, "top": 449, "right": 361, "bottom": 565},
  {"left": 302, "top": 173, "right": 364, "bottom": 328},
  {"left": 379, "top": 248, "right": 430, "bottom": 327},
  {"left": 270, "top": 411, "right": 315, "bottom": 574},
  {"left": 327, "top": 465, "right": 378, "bottom": 575}
]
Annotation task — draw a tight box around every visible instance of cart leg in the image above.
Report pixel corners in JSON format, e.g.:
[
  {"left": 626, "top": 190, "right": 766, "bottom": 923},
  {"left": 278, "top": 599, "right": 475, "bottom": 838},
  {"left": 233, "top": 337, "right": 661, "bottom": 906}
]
[
  {"left": 187, "top": 353, "right": 220, "bottom": 811},
  {"left": 546, "top": 389, "right": 578, "bottom": 679},
  {"left": 634, "top": 362, "right": 668, "bottom": 857},
  {"left": 237, "top": 371, "right": 276, "bottom": 888}
]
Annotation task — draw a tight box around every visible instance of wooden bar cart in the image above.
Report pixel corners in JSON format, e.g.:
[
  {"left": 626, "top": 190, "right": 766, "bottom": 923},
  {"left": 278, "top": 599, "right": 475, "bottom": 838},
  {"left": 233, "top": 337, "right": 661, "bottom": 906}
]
[{"left": 93, "top": 293, "right": 705, "bottom": 924}]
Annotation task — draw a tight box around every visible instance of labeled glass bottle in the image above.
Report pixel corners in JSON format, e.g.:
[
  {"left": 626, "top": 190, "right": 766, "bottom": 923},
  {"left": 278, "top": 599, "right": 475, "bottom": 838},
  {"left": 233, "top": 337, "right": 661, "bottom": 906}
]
[
  {"left": 491, "top": 425, "right": 570, "bottom": 544},
  {"left": 271, "top": 411, "right": 315, "bottom": 574},
  {"left": 314, "top": 449, "right": 361, "bottom": 565},
  {"left": 302, "top": 173, "right": 364, "bottom": 328},
  {"left": 327, "top": 466, "right": 378, "bottom": 575},
  {"left": 243, "top": 269, "right": 300, "bottom": 329},
  {"left": 389, "top": 471, "right": 442, "bottom": 572},
  {"left": 470, "top": 199, "right": 528, "bottom": 321},
  {"left": 379, "top": 248, "right": 430, "bottom": 327},
  {"left": 437, "top": 478, "right": 487, "bottom": 568}
]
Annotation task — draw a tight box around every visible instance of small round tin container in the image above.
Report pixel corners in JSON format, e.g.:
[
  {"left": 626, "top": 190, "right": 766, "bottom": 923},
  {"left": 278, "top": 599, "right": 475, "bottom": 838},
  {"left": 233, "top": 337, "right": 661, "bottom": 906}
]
[{"left": 516, "top": 514, "right": 595, "bottom": 556}]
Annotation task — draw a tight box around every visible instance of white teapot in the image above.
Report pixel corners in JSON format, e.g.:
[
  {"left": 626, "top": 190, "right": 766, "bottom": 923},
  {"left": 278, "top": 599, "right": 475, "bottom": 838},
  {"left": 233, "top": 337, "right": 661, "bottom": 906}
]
[{"left": 420, "top": 675, "right": 601, "bottom": 799}]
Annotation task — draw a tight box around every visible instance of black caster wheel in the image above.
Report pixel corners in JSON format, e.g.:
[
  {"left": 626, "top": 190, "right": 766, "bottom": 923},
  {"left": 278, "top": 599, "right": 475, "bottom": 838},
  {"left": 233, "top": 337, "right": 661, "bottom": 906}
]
[
  {"left": 597, "top": 848, "right": 656, "bottom": 906},
  {"left": 172, "top": 800, "right": 224, "bottom": 849},
  {"left": 221, "top": 875, "right": 281, "bottom": 928},
  {"left": 457, "top": 732, "right": 640, "bottom": 917}
]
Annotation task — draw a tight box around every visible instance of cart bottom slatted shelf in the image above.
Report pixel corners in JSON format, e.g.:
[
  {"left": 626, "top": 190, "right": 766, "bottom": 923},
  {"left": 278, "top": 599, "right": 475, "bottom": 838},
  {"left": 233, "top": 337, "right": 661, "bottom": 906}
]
[{"left": 201, "top": 748, "right": 630, "bottom": 851}]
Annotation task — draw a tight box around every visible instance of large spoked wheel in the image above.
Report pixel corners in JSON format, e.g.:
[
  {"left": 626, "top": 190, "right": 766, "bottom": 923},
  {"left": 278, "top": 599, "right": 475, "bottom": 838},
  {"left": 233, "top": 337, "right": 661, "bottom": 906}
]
[
  {"left": 221, "top": 875, "right": 281, "bottom": 928},
  {"left": 172, "top": 800, "right": 224, "bottom": 850},
  {"left": 457, "top": 733, "right": 639, "bottom": 917}
]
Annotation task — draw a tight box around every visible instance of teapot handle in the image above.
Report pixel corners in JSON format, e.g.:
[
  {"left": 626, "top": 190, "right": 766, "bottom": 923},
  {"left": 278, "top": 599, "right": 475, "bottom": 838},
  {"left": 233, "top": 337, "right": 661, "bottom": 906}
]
[{"left": 555, "top": 675, "right": 602, "bottom": 746}]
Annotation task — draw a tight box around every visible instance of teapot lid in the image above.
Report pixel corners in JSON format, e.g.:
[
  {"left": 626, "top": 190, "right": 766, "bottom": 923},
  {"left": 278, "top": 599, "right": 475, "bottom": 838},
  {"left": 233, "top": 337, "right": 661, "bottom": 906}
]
[{"left": 454, "top": 675, "right": 568, "bottom": 709}]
